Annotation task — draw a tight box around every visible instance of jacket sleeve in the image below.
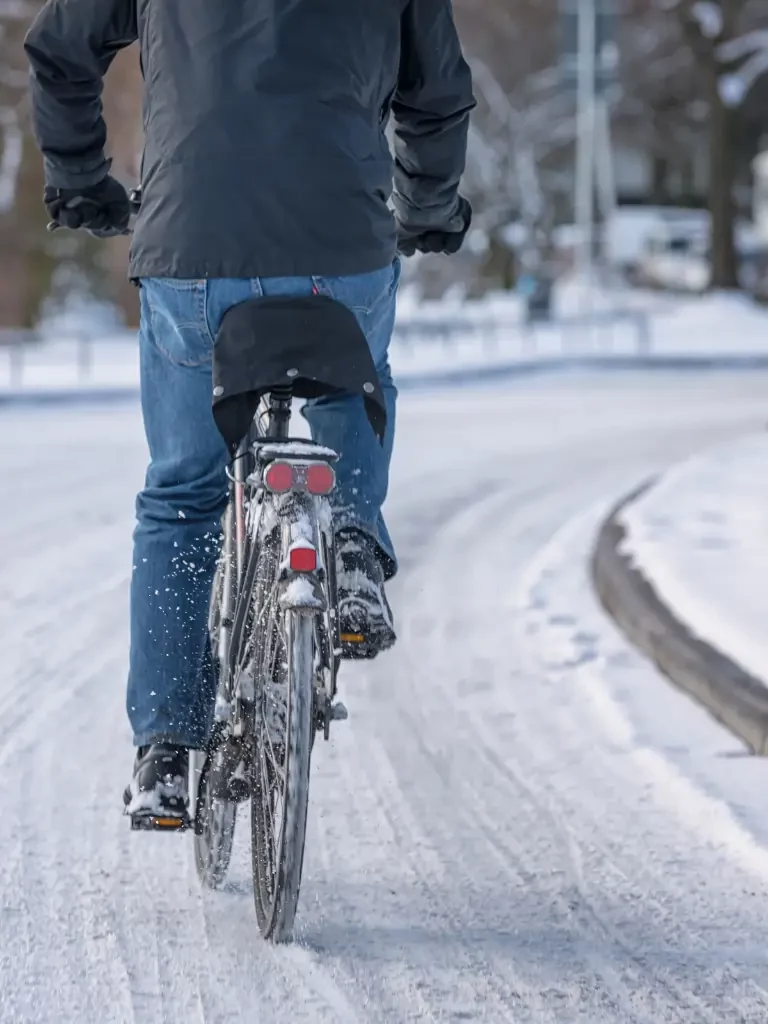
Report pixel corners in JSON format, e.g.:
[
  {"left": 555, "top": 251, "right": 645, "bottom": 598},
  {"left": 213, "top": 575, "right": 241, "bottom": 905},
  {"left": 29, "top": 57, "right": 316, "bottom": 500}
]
[
  {"left": 24, "top": 0, "right": 138, "bottom": 190},
  {"left": 391, "top": 0, "right": 475, "bottom": 233}
]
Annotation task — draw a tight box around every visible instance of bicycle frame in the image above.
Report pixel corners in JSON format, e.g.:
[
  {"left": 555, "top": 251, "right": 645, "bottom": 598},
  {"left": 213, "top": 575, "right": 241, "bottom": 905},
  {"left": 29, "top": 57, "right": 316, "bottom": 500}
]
[{"left": 214, "top": 389, "right": 340, "bottom": 744}]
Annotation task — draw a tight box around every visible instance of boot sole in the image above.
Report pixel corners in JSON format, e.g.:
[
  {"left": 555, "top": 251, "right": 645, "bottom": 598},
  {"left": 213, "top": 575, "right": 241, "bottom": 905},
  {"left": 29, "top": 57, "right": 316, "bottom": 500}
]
[{"left": 129, "top": 809, "right": 192, "bottom": 832}]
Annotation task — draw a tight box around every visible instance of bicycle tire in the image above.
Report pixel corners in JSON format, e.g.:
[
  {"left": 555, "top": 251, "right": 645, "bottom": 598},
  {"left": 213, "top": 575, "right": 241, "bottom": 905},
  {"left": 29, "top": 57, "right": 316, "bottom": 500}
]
[
  {"left": 251, "top": 606, "right": 313, "bottom": 941},
  {"left": 194, "top": 562, "right": 237, "bottom": 888},
  {"left": 194, "top": 755, "right": 237, "bottom": 888}
]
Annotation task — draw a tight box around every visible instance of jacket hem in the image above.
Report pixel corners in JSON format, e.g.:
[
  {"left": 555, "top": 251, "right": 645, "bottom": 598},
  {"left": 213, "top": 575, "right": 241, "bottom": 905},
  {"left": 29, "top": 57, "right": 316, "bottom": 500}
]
[{"left": 129, "top": 247, "right": 397, "bottom": 282}]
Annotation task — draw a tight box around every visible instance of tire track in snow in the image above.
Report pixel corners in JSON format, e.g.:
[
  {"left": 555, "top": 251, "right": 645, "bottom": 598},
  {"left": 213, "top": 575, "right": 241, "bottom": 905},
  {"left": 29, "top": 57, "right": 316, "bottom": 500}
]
[
  {"left": 306, "top": 722, "right": 530, "bottom": 1022},
  {"left": 393, "top": 486, "right": 668, "bottom": 1022}
]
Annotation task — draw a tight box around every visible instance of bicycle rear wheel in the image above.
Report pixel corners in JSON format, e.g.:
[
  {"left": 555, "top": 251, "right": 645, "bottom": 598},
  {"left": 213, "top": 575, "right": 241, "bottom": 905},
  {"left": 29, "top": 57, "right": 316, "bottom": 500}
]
[{"left": 251, "top": 599, "right": 313, "bottom": 942}]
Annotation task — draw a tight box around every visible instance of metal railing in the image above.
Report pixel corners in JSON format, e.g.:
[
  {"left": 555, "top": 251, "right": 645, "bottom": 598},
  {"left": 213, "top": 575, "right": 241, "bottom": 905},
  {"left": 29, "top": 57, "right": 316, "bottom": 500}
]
[
  {"left": 1, "top": 307, "right": 653, "bottom": 391},
  {"left": 1, "top": 329, "right": 41, "bottom": 388},
  {"left": 0, "top": 329, "right": 137, "bottom": 390},
  {"left": 393, "top": 307, "right": 652, "bottom": 354}
]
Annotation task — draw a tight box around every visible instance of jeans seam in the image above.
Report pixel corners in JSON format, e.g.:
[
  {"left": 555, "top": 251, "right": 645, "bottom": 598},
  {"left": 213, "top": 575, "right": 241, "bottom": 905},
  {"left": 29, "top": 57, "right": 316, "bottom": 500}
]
[
  {"left": 202, "top": 280, "right": 217, "bottom": 347},
  {"left": 149, "top": 279, "right": 199, "bottom": 291}
]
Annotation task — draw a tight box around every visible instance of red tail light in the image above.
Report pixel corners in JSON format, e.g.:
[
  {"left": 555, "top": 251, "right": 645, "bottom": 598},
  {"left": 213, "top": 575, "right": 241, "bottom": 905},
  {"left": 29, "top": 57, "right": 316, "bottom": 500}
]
[
  {"left": 263, "top": 460, "right": 335, "bottom": 496},
  {"left": 306, "top": 463, "right": 336, "bottom": 495},
  {"left": 264, "top": 461, "right": 294, "bottom": 493},
  {"left": 289, "top": 546, "right": 317, "bottom": 572}
]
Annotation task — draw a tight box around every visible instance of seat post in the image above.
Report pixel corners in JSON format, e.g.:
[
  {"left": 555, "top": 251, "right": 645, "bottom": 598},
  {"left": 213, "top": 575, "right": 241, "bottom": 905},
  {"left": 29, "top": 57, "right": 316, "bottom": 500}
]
[{"left": 267, "top": 386, "right": 292, "bottom": 438}]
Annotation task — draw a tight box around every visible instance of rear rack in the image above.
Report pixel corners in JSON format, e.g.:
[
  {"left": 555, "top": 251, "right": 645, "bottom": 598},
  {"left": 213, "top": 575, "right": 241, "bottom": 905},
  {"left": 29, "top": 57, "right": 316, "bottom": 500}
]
[{"left": 254, "top": 439, "right": 339, "bottom": 462}]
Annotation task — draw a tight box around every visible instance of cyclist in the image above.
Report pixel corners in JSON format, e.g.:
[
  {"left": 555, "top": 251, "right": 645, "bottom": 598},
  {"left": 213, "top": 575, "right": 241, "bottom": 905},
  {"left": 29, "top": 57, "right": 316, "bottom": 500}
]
[{"left": 25, "top": 0, "right": 473, "bottom": 817}]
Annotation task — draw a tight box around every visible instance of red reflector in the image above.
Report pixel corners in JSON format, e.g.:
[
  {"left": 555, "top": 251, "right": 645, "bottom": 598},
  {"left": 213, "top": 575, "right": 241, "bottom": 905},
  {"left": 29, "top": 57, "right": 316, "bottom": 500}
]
[
  {"left": 264, "top": 461, "right": 294, "bottom": 493},
  {"left": 289, "top": 546, "right": 317, "bottom": 572},
  {"left": 306, "top": 463, "right": 335, "bottom": 495}
]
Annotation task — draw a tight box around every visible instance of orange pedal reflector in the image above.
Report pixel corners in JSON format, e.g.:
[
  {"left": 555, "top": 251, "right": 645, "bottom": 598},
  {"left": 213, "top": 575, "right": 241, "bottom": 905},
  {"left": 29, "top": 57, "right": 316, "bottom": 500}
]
[
  {"left": 152, "top": 817, "right": 184, "bottom": 828},
  {"left": 340, "top": 632, "right": 365, "bottom": 643}
]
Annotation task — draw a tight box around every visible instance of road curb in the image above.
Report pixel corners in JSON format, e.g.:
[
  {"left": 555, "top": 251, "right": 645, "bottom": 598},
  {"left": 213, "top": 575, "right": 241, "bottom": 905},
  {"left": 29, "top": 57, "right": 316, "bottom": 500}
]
[{"left": 591, "top": 483, "right": 768, "bottom": 755}]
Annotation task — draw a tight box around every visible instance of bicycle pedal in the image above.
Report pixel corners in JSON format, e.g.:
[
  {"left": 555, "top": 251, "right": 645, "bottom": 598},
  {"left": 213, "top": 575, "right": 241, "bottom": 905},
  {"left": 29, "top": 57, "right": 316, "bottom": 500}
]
[{"left": 129, "top": 810, "right": 191, "bottom": 832}]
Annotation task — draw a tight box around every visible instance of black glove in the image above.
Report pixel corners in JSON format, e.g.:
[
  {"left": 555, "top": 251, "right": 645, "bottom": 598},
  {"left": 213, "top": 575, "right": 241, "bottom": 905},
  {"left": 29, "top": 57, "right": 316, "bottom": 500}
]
[
  {"left": 397, "top": 197, "right": 472, "bottom": 257},
  {"left": 44, "top": 175, "right": 131, "bottom": 238}
]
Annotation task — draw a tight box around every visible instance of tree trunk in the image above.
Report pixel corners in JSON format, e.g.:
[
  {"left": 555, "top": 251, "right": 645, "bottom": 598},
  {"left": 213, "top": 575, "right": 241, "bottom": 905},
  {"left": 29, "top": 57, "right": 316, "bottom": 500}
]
[
  {"left": 652, "top": 155, "right": 669, "bottom": 204},
  {"left": 708, "top": 74, "right": 739, "bottom": 289}
]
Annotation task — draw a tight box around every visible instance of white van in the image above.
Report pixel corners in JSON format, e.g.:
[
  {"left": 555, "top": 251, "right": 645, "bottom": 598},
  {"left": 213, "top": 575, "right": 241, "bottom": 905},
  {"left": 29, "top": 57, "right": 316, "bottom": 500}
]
[
  {"left": 638, "top": 220, "right": 710, "bottom": 292},
  {"left": 604, "top": 206, "right": 709, "bottom": 276},
  {"left": 636, "top": 215, "right": 760, "bottom": 292}
]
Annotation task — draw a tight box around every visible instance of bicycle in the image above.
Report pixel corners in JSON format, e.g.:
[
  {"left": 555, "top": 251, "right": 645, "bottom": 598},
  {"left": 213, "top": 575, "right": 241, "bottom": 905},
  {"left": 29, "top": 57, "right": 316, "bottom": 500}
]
[
  {"left": 174, "top": 293, "right": 386, "bottom": 942},
  {"left": 53, "top": 187, "right": 386, "bottom": 940}
]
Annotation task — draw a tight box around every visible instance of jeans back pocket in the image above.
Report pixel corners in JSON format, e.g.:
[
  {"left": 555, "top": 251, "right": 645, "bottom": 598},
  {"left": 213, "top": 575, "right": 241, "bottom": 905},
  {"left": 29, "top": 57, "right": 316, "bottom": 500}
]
[{"left": 142, "top": 279, "right": 214, "bottom": 368}]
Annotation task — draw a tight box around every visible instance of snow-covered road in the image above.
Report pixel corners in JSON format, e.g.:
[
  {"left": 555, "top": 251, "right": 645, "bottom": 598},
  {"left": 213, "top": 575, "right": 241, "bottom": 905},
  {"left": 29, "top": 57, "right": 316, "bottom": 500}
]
[{"left": 2, "top": 370, "right": 768, "bottom": 1023}]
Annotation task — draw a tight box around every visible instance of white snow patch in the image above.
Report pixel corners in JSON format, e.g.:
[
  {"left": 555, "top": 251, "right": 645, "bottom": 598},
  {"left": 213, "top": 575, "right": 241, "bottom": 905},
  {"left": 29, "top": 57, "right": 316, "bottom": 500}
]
[
  {"left": 719, "top": 72, "right": 749, "bottom": 107},
  {"left": 257, "top": 441, "right": 337, "bottom": 459},
  {"left": 691, "top": 0, "right": 723, "bottom": 38},
  {"left": 289, "top": 515, "right": 314, "bottom": 544},
  {"left": 282, "top": 576, "right": 317, "bottom": 604},
  {"left": 719, "top": 30, "right": 768, "bottom": 107},
  {"left": 124, "top": 773, "right": 187, "bottom": 816}
]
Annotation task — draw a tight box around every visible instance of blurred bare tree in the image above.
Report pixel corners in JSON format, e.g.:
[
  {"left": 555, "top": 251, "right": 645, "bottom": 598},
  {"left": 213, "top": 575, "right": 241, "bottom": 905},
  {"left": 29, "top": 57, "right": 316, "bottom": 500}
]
[
  {"left": 0, "top": 2, "right": 142, "bottom": 328},
  {"left": 456, "top": 0, "right": 768, "bottom": 292},
  {"left": 671, "top": 0, "right": 755, "bottom": 286},
  {"left": 0, "top": 0, "right": 55, "bottom": 327},
  {"left": 618, "top": 0, "right": 768, "bottom": 288}
]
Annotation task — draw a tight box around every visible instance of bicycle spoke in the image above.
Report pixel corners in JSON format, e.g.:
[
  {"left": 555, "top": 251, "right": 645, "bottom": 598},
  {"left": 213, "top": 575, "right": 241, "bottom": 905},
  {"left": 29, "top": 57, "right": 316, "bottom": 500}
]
[
  {"left": 260, "top": 701, "right": 285, "bottom": 784},
  {"left": 259, "top": 757, "right": 275, "bottom": 896}
]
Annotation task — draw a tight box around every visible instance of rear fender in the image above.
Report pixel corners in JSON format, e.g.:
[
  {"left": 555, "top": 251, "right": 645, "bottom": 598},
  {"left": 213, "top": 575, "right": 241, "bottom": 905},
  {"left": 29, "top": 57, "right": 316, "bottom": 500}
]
[{"left": 276, "top": 495, "right": 328, "bottom": 614}]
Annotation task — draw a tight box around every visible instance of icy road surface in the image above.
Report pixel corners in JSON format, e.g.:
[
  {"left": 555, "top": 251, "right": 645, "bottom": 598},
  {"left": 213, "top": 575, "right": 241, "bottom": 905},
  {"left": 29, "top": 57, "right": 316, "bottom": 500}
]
[{"left": 2, "top": 371, "right": 768, "bottom": 1023}]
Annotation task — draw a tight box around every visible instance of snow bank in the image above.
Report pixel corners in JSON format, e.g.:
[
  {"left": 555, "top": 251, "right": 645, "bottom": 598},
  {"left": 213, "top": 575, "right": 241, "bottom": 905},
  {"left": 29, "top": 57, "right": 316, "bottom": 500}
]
[
  {"left": 620, "top": 433, "right": 768, "bottom": 686},
  {"left": 651, "top": 291, "right": 768, "bottom": 355}
]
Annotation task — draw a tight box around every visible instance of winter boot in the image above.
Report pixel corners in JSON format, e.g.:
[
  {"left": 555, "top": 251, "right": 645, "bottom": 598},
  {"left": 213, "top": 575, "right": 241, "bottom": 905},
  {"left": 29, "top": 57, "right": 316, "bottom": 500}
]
[
  {"left": 123, "top": 743, "right": 191, "bottom": 830},
  {"left": 335, "top": 528, "right": 396, "bottom": 659}
]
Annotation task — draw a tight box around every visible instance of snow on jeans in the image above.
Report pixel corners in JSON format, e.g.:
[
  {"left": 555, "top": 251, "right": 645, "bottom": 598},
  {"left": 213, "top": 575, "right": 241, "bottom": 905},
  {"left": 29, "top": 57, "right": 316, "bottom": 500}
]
[{"left": 128, "top": 266, "right": 400, "bottom": 749}]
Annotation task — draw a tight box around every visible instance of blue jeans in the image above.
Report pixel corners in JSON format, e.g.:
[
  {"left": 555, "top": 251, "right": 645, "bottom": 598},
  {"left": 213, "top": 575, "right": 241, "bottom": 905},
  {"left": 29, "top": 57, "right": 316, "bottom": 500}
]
[{"left": 128, "top": 265, "right": 399, "bottom": 748}]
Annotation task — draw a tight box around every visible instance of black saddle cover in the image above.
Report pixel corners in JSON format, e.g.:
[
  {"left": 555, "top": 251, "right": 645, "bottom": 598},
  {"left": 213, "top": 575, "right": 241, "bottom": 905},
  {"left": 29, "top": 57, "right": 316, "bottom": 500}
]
[{"left": 212, "top": 295, "right": 387, "bottom": 452}]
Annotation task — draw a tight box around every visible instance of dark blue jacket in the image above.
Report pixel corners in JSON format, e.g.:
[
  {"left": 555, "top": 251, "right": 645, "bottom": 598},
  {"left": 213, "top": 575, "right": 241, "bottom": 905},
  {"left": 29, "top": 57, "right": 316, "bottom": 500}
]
[{"left": 25, "top": 0, "right": 474, "bottom": 279}]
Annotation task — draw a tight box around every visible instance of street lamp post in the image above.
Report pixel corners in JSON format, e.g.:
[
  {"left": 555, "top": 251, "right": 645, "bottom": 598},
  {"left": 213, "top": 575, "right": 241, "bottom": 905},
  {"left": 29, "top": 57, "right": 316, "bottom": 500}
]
[
  {"left": 575, "top": 0, "right": 597, "bottom": 291},
  {"left": 561, "top": 0, "right": 618, "bottom": 305}
]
